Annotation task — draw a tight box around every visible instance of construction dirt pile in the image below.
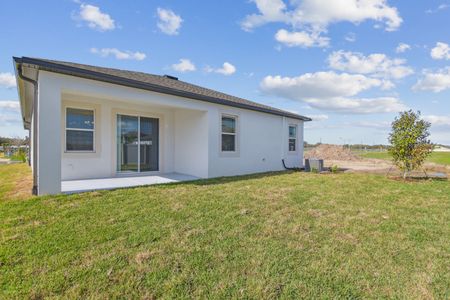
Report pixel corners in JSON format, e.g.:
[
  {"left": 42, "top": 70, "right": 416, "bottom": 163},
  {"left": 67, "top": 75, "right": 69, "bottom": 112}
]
[{"left": 305, "top": 144, "right": 361, "bottom": 161}]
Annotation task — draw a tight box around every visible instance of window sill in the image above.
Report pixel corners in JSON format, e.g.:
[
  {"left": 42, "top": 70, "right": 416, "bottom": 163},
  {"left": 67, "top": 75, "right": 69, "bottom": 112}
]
[
  {"left": 220, "top": 151, "right": 240, "bottom": 158},
  {"left": 64, "top": 151, "right": 96, "bottom": 154}
]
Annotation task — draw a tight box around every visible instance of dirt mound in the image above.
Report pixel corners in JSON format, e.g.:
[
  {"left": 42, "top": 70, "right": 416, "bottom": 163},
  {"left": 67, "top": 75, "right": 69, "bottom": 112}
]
[{"left": 305, "top": 144, "right": 361, "bottom": 161}]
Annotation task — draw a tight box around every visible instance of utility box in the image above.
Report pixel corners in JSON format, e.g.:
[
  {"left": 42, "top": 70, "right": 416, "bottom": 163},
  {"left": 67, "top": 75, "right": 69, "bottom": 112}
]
[{"left": 305, "top": 158, "right": 324, "bottom": 172}]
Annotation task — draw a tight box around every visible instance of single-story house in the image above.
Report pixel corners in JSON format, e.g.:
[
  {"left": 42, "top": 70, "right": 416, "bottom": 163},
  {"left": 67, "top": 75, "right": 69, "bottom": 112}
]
[
  {"left": 434, "top": 145, "right": 450, "bottom": 152},
  {"left": 14, "top": 57, "right": 311, "bottom": 195}
]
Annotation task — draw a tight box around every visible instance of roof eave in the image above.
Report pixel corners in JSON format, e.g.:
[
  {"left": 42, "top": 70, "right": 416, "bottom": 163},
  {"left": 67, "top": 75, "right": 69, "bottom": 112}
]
[{"left": 13, "top": 57, "right": 32, "bottom": 130}]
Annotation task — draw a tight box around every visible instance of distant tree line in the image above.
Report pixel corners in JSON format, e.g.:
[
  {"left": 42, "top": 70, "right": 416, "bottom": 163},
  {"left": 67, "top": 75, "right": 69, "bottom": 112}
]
[
  {"left": 0, "top": 136, "right": 29, "bottom": 147},
  {"left": 304, "top": 141, "right": 389, "bottom": 150},
  {"left": 304, "top": 141, "right": 449, "bottom": 150}
]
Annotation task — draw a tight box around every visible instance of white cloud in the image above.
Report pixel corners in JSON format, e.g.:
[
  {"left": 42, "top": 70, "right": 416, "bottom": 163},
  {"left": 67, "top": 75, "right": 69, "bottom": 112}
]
[
  {"left": 241, "top": 0, "right": 289, "bottom": 31},
  {"left": 241, "top": 0, "right": 402, "bottom": 32},
  {"left": 0, "top": 72, "right": 16, "bottom": 88},
  {"left": 90, "top": 48, "right": 146, "bottom": 61},
  {"left": 345, "top": 32, "right": 356, "bottom": 42},
  {"left": 304, "top": 97, "right": 406, "bottom": 114},
  {"left": 216, "top": 62, "right": 237, "bottom": 75},
  {"left": 260, "top": 71, "right": 407, "bottom": 114},
  {"left": 430, "top": 131, "right": 450, "bottom": 145},
  {"left": 424, "top": 115, "right": 450, "bottom": 127},
  {"left": 395, "top": 43, "right": 411, "bottom": 53},
  {"left": 380, "top": 80, "right": 395, "bottom": 90},
  {"left": 306, "top": 120, "right": 391, "bottom": 130},
  {"left": 0, "top": 101, "right": 21, "bottom": 126},
  {"left": 309, "top": 114, "right": 329, "bottom": 121},
  {"left": 328, "top": 50, "right": 414, "bottom": 79},
  {"left": 205, "top": 62, "right": 236, "bottom": 76},
  {"left": 413, "top": 67, "right": 450, "bottom": 93},
  {"left": 157, "top": 8, "right": 183, "bottom": 35},
  {"left": 171, "top": 59, "right": 196, "bottom": 72},
  {"left": 430, "top": 42, "right": 450, "bottom": 60},
  {"left": 0, "top": 114, "right": 21, "bottom": 125},
  {"left": 351, "top": 120, "right": 390, "bottom": 129},
  {"left": 77, "top": 4, "right": 115, "bottom": 31},
  {"left": 297, "top": 0, "right": 402, "bottom": 32},
  {"left": 275, "top": 29, "right": 329, "bottom": 48},
  {"left": 242, "top": 0, "right": 401, "bottom": 50},
  {"left": 0, "top": 101, "right": 20, "bottom": 112},
  {"left": 261, "top": 72, "right": 382, "bottom": 99},
  {"left": 426, "top": 4, "right": 450, "bottom": 14}
]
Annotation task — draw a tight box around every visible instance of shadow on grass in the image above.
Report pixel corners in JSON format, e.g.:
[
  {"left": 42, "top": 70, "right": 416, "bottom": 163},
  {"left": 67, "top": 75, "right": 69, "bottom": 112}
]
[
  {"left": 89, "top": 170, "right": 446, "bottom": 197},
  {"left": 387, "top": 175, "right": 448, "bottom": 182},
  {"left": 58, "top": 171, "right": 304, "bottom": 197},
  {"left": 320, "top": 167, "right": 350, "bottom": 173},
  {"left": 180, "top": 170, "right": 299, "bottom": 186}
]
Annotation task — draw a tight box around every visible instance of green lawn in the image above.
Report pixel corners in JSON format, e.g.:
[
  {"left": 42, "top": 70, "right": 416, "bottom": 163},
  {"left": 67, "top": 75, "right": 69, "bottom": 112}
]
[
  {"left": 0, "top": 163, "right": 32, "bottom": 201},
  {"left": 1, "top": 164, "right": 449, "bottom": 298},
  {"left": 361, "top": 151, "right": 450, "bottom": 165}
]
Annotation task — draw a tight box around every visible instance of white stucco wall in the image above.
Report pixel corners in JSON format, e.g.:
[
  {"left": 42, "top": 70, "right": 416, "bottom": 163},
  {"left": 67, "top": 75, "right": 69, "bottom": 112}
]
[
  {"left": 37, "top": 74, "right": 61, "bottom": 195},
  {"left": 34, "top": 71, "right": 305, "bottom": 194},
  {"left": 60, "top": 97, "right": 176, "bottom": 181},
  {"left": 207, "top": 108, "right": 304, "bottom": 178},
  {"left": 174, "top": 109, "right": 209, "bottom": 178}
]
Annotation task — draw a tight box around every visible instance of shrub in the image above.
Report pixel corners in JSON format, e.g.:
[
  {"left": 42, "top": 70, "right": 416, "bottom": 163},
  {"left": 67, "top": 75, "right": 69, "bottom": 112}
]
[
  {"left": 388, "top": 110, "right": 433, "bottom": 179},
  {"left": 11, "top": 149, "right": 27, "bottom": 163},
  {"left": 330, "top": 165, "right": 339, "bottom": 173}
]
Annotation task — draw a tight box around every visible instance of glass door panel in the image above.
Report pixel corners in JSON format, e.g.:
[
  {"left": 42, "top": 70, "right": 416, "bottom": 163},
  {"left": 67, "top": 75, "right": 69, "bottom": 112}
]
[
  {"left": 140, "top": 117, "right": 159, "bottom": 172},
  {"left": 117, "top": 114, "right": 159, "bottom": 173},
  {"left": 117, "top": 115, "right": 139, "bottom": 172}
]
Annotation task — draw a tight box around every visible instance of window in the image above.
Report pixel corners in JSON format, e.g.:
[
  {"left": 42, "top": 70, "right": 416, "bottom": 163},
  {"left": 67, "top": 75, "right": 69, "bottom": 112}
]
[
  {"left": 288, "top": 125, "right": 297, "bottom": 152},
  {"left": 66, "top": 108, "right": 95, "bottom": 152},
  {"left": 221, "top": 115, "right": 237, "bottom": 152}
]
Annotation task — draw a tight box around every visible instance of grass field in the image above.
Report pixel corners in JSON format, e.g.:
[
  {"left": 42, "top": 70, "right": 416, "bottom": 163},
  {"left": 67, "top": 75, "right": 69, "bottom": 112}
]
[
  {"left": 1, "top": 164, "right": 449, "bottom": 298},
  {"left": 0, "top": 163, "right": 33, "bottom": 201},
  {"left": 360, "top": 151, "right": 450, "bottom": 165}
]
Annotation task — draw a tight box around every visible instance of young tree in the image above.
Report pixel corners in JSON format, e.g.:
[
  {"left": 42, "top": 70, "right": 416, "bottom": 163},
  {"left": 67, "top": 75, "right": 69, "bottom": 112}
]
[{"left": 388, "top": 110, "right": 433, "bottom": 179}]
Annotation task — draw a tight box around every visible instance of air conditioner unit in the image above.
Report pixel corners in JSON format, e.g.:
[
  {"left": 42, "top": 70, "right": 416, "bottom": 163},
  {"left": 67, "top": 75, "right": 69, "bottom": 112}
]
[{"left": 305, "top": 158, "right": 324, "bottom": 172}]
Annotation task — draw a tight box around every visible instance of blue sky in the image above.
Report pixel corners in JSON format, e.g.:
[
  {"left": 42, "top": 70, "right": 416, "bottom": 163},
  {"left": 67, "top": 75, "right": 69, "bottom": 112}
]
[{"left": 1, "top": 0, "right": 449, "bottom": 145}]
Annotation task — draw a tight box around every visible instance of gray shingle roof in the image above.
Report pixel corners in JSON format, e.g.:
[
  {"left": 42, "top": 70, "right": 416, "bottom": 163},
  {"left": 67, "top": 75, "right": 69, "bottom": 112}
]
[{"left": 14, "top": 57, "right": 311, "bottom": 121}]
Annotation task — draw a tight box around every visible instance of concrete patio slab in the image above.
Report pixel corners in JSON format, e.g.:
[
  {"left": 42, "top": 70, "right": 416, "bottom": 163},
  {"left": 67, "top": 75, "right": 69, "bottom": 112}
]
[{"left": 61, "top": 173, "right": 199, "bottom": 194}]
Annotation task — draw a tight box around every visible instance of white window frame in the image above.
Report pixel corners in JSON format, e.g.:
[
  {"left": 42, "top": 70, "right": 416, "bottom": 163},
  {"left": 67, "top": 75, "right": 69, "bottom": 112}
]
[
  {"left": 288, "top": 124, "right": 297, "bottom": 152},
  {"left": 65, "top": 107, "right": 95, "bottom": 153},
  {"left": 220, "top": 114, "right": 238, "bottom": 154}
]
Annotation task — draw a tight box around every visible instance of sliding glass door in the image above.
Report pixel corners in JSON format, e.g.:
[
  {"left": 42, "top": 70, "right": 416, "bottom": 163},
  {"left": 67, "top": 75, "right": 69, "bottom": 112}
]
[
  {"left": 117, "top": 114, "right": 159, "bottom": 173},
  {"left": 139, "top": 117, "right": 159, "bottom": 172},
  {"left": 117, "top": 115, "right": 139, "bottom": 172}
]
